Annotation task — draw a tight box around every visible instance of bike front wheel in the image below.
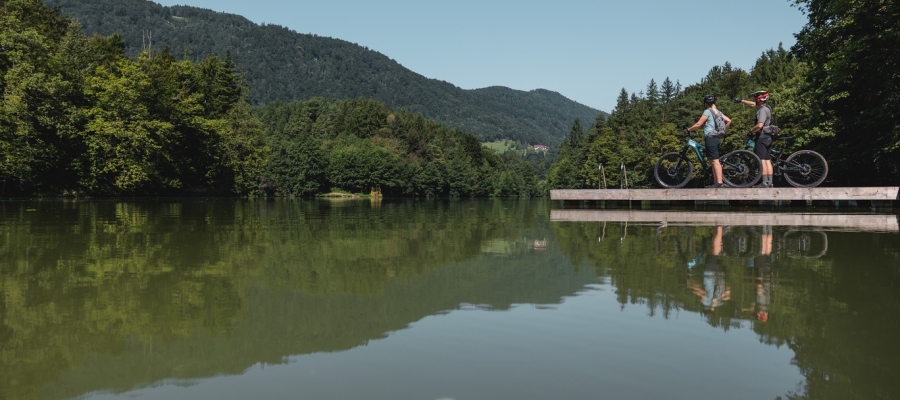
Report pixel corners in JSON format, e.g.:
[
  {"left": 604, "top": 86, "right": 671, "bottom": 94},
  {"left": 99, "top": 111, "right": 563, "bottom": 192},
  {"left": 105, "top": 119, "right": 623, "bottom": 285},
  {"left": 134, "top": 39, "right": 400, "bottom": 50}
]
[
  {"left": 720, "top": 150, "right": 762, "bottom": 188},
  {"left": 783, "top": 150, "right": 828, "bottom": 187},
  {"left": 654, "top": 152, "right": 693, "bottom": 188}
]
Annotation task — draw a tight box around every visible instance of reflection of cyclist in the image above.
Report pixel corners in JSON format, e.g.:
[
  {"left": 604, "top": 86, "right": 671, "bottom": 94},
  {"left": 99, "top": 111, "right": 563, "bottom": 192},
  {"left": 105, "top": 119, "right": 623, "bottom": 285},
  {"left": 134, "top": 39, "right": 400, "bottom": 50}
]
[
  {"left": 686, "top": 95, "right": 732, "bottom": 188},
  {"left": 753, "top": 226, "right": 774, "bottom": 322},
  {"left": 736, "top": 91, "right": 774, "bottom": 188},
  {"left": 687, "top": 226, "right": 731, "bottom": 310}
]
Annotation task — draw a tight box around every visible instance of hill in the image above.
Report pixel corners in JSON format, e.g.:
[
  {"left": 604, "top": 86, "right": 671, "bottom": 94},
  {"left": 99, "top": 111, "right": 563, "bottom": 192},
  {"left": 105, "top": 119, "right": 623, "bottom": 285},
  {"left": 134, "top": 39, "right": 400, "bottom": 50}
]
[{"left": 44, "top": 0, "right": 605, "bottom": 146}]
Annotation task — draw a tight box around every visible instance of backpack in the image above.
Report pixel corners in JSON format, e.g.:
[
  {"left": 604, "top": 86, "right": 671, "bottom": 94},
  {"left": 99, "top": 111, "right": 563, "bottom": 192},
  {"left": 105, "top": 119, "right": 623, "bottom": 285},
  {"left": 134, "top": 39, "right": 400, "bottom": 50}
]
[
  {"left": 709, "top": 109, "right": 727, "bottom": 138},
  {"left": 759, "top": 104, "right": 780, "bottom": 137}
]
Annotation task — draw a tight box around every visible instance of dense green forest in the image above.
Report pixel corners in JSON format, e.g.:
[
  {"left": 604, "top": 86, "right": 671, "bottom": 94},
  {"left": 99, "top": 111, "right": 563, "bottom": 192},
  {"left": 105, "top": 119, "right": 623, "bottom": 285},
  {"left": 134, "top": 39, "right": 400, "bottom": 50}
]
[
  {"left": 1, "top": 0, "right": 267, "bottom": 196},
  {"left": 549, "top": 54, "right": 815, "bottom": 189},
  {"left": 550, "top": 0, "right": 900, "bottom": 187},
  {"left": 43, "top": 0, "right": 603, "bottom": 146},
  {"left": 1, "top": 0, "right": 539, "bottom": 197},
  {"left": 256, "top": 98, "right": 541, "bottom": 197}
]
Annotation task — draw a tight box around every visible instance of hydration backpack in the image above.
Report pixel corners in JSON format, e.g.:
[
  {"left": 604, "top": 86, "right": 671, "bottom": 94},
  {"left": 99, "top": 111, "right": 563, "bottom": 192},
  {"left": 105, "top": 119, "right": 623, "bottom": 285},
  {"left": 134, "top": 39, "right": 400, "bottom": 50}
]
[
  {"left": 760, "top": 105, "right": 780, "bottom": 137},
  {"left": 709, "top": 109, "right": 727, "bottom": 138}
]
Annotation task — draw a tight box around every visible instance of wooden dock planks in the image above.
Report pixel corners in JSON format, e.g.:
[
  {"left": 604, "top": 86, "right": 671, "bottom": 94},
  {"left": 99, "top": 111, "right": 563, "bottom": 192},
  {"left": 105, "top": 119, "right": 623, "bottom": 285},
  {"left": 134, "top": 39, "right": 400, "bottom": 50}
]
[
  {"left": 550, "top": 187, "right": 900, "bottom": 201},
  {"left": 550, "top": 210, "right": 900, "bottom": 233}
]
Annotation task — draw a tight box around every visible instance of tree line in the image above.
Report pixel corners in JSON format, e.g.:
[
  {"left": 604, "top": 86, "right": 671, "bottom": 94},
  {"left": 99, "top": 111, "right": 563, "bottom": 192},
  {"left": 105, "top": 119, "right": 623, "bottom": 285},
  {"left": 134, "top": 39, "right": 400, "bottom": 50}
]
[
  {"left": 257, "top": 98, "right": 541, "bottom": 197},
  {"left": 1, "top": 0, "right": 266, "bottom": 196},
  {"left": 5, "top": 0, "right": 896, "bottom": 196},
  {"left": 1, "top": 0, "right": 540, "bottom": 197}
]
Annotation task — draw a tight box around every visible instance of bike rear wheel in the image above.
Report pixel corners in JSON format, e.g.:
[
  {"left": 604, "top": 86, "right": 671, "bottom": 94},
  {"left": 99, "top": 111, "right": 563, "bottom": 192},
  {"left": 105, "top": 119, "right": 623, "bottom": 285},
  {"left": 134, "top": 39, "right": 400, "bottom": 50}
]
[
  {"left": 783, "top": 150, "right": 828, "bottom": 187},
  {"left": 720, "top": 150, "right": 761, "bottom": 188},
  {"left": 654, "top": 152, "right": 693, "bottom": 188}
]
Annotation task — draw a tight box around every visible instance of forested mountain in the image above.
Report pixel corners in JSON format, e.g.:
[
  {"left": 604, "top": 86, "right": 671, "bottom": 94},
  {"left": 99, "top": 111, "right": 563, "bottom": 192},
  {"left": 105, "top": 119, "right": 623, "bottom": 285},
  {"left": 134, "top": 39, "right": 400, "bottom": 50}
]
[
  {"left": 43, "top": 0, "right": 603, "bottom": 146},
  {"left": 1, "top": 0, "right": 540, "bottom": 197}
]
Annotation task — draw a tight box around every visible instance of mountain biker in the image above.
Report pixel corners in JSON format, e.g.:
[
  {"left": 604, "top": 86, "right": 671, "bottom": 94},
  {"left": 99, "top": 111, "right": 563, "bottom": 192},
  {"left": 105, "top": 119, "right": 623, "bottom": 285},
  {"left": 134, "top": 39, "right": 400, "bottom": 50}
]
[
  {"left": 735, "top": 91, "right": 774, "bottom": 188},
  {"left": 686, "top": 95, "right": 732, "bottom": 188}
]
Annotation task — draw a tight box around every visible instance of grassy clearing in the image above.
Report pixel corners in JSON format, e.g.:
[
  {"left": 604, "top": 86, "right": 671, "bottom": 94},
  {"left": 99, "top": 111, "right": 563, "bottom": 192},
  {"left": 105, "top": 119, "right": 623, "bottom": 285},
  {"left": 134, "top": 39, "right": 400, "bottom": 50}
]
[{"left": 482, "top": 139, "right": 516, "bottom": 153}]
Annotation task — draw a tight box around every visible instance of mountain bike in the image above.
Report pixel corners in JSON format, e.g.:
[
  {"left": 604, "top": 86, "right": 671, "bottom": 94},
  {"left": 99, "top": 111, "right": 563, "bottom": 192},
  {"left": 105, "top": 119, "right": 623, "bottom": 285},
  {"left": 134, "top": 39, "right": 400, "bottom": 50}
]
[
  {"left": 654, "top": 131, "right": 761, "bottom": 188},
  {"left": 745, "top": 134, "right": 828, "bottom": 187}
]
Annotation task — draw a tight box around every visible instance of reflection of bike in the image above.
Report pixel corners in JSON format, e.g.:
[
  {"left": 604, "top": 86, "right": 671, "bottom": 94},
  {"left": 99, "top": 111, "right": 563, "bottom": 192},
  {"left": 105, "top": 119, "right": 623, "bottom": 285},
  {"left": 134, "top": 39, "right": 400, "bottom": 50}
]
[
  {"left": 655, "top": 131, "right": 761, "bottom": 188},
  {"left": 722, "top": 227, "right": 753, "bottom": 258},
  {"left": 654, "top": 225, "right": 829, "bottom": 261},
  {"left": 782, "top": 228, "right": 828, "bottom": 259},
  {"left": 745, "top": 135, "right": 828, "bottom": 187}
]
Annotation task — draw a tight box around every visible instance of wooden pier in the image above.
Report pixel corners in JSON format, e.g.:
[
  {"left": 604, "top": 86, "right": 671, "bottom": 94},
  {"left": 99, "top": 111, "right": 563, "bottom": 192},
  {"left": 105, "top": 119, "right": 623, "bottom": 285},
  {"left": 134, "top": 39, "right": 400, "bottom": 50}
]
[
  {"left": 550, "top": 210, "right": 900, "bottom": 233},
  {"left": 550, "top": 186, "right": 899, "bottom": 204}
]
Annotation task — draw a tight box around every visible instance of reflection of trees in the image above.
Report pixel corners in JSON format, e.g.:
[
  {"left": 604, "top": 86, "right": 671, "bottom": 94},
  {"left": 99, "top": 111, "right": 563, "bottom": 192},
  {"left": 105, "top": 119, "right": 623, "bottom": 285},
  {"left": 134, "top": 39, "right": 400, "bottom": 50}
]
[
  {"left": 553, "top": 222, "right": 900, "bottom": 400},
  {"left": 0, "top": 199, "right": 593, "bottom": 399}
]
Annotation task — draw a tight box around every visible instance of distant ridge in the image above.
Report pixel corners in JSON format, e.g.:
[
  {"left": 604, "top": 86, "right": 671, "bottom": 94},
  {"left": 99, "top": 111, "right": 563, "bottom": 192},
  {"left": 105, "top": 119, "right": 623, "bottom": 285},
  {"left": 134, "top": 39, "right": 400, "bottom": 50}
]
[{"left": 46, "top": 0, "right": 605, "bottom": 145}]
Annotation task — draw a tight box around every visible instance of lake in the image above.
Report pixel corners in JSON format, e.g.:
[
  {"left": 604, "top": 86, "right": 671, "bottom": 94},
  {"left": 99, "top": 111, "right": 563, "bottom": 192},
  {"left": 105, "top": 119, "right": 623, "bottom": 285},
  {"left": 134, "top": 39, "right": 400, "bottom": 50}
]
[{"left": 1, "top": 199, "right": 898, "bottom": 400}]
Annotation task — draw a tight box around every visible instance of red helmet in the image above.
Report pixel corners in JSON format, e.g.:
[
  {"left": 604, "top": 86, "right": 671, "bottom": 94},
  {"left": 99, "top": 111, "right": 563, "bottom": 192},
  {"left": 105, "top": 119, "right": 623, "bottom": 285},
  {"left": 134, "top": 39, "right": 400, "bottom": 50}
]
[
  {"left": 756, "top": 311, "right": 768, "bottom": 322},
  {"left": 750, "top": 91, "right": 769, "bottom": 102}
]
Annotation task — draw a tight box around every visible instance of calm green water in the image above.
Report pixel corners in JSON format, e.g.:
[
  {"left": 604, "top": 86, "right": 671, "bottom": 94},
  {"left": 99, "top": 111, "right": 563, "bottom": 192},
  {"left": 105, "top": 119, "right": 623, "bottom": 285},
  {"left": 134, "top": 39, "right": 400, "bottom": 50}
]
[{"left": 1, "top": 200, "right": 898, "bottom": 400}]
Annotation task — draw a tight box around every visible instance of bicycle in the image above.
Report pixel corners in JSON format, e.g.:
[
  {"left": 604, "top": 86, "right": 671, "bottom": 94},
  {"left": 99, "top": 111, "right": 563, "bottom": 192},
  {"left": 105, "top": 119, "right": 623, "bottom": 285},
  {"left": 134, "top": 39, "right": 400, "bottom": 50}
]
[
  {"left": 744, "top": 134, "right": 828, "bottom": 187},
  {"left": 654, "top": 131, "right": 761, "bottom": 188}
]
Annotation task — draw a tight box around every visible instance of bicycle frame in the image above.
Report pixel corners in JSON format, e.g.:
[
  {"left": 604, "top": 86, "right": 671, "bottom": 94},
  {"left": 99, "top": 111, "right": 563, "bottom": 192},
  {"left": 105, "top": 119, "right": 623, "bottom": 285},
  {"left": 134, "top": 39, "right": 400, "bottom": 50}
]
[
  {"left": 679, "top": 137, "right": 709, "bottom": 170},
  {"left": 748, "top": 137, "right": 797, "bottom": 176}
]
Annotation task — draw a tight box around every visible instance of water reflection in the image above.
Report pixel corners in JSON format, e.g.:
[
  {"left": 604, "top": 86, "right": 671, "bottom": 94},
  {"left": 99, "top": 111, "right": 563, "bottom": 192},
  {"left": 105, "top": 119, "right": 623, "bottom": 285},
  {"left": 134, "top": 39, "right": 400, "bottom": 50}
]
[
  {"left": 0, "top": 200, "right": 588, "bottom": 400},
  {"left": 0, "top": 202, "right": 897, "bottom": 400},
  {"left": 552, "top": 210, "right": 900, "bottom": 400}
]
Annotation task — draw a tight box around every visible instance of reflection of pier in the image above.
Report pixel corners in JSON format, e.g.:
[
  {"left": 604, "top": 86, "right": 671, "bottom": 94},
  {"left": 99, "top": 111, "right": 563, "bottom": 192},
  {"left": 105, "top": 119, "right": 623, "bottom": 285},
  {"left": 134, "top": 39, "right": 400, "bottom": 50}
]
[
  {"left": 550, "top": 187, "right": 899, "bottom": 202},
  {"left": 550, "top": 210, "right": 900, "bottom": 232}
]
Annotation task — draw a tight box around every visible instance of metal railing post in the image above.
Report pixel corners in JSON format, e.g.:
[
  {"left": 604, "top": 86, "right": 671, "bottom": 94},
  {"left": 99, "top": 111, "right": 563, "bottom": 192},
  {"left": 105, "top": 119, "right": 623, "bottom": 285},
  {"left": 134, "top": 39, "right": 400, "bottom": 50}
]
[{"left": 599, "top": 163, "right": 607, "bottom": 189}]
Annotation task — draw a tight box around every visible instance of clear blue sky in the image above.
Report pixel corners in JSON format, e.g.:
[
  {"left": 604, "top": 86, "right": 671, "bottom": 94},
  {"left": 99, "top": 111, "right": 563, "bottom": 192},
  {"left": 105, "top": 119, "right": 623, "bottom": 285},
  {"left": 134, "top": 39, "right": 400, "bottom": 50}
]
[{"left": 154, "top": 0, "right": 808, "bottom": 112}]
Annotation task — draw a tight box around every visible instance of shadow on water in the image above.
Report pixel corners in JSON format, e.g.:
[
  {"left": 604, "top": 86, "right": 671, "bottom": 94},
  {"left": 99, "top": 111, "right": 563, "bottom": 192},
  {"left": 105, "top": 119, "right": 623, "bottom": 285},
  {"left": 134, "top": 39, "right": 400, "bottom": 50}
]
[{"left": 0, "top": 200, "right": 897, "bottom": 399}]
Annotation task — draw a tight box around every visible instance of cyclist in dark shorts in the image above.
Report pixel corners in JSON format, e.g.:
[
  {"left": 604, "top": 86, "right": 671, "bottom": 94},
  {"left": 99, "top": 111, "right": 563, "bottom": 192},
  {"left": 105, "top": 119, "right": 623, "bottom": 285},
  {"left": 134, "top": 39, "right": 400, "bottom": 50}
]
[
  {"left": 686, "top": 95, "right": 732, "bottom": 188},
  {"left": 736, "top": 91, "right": 774, "bottom": 187}
]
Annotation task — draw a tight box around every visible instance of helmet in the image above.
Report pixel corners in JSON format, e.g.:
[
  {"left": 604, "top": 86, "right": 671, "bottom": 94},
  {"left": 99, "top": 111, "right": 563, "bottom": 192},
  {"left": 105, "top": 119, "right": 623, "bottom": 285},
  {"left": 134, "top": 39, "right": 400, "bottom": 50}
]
[
  {"left": 750, "top": 91, "right": 769, "bottom": 102},
  {"left": 703, "top": 94, "right": 717, "bottom": 104}
]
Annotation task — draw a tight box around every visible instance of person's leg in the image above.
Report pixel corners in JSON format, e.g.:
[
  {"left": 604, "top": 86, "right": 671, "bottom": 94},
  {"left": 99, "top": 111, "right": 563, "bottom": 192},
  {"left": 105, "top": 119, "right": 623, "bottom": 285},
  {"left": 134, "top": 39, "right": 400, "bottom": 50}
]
[
  {"left": 711, "top": 159, "right": 723, "bottom": 184},
  {"left": 761, "top": 225, "right": 772, "bottom": 255},
  {"left": 754, "top": 135, "right": 774, "bottom": 187},
  {"left": 763, "top": 159, "right": 774, "bottom": 187},
  {"left": 712, "top": 226, "right": 723, "bottom": 256}
]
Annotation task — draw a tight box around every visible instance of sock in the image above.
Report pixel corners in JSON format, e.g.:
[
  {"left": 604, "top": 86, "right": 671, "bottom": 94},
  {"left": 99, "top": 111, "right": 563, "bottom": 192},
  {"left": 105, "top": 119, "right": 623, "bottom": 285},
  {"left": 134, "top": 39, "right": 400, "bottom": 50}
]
[{"left": 765, "top": 175, "right": 772, "bottom": 186}]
